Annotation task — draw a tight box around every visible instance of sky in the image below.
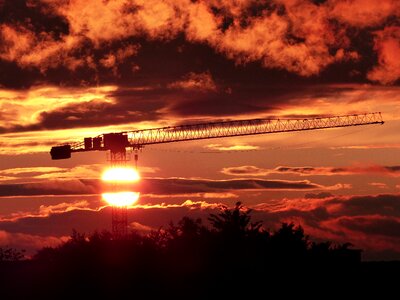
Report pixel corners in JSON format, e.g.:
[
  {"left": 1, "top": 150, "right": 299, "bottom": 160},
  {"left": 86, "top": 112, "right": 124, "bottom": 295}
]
[{"left": 0, "top": 0, "right": 399, "bottom": 260}]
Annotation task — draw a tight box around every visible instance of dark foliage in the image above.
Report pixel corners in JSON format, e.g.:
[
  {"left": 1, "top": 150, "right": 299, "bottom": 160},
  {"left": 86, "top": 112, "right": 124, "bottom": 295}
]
[
  {"left": 0, "top": 246, "right": 25, "bottom": 262},
  {"left": 0, "top": 203, "right": 397, "bottom": 298}
]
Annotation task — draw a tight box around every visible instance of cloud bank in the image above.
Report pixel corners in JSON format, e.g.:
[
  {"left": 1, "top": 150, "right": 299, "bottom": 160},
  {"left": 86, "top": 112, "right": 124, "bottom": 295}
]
[{"left": 0, "top": 0, "right": 399, "bottom": 85}]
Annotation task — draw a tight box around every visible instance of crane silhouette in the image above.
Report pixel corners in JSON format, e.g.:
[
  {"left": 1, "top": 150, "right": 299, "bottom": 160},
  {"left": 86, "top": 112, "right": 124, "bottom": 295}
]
[
  {"left": 49, "top": 112, "right": 384, "bottom": 237},
  {"left": 51, "top": 112, "right": 384, "bottom": 162}
]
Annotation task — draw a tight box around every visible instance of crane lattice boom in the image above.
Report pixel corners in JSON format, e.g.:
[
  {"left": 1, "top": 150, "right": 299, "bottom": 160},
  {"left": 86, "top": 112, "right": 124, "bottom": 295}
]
[{"left": 50, "top": 112, "right": 384, "bottom": 160}]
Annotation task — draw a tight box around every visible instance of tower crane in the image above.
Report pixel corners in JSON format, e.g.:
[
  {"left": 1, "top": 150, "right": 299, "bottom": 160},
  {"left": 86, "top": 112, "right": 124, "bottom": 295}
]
[
  {"left": 49, "top": 112, "right": 384, "bottom": 237},
  {"left": 51, "top": 112, "right": 384, "bottom": 163}
]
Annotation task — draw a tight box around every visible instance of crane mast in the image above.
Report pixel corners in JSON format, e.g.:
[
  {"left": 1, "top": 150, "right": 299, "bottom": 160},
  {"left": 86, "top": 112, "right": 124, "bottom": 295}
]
[{"left": 50, "top": 112, "right": 384, "bottom": 162}]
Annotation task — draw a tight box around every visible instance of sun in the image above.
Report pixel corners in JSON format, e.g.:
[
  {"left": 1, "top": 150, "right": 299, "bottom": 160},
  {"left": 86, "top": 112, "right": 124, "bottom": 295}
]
[
  {"left": 101, "top": 167, "right": 141, "bottom": 206},
  {"left": 102, "top": 192, "right": 140, "bottom": 207},
  {"left": 101, "top": 167, "right": 141, "bottom": 182}
]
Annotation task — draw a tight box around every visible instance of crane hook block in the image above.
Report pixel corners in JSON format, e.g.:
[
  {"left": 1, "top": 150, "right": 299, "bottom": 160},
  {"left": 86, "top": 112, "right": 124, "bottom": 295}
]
[{"left": 50, "top": 145, "right": 72, "bottom": 160}]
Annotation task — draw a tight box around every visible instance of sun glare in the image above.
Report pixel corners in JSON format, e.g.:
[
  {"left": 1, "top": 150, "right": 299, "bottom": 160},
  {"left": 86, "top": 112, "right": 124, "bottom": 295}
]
[
  {"left": 101, "top": 167, "right": 141, "bottom": 182},
  {"left": 102, "top": 192, "right": 140, "bottom": 207}
]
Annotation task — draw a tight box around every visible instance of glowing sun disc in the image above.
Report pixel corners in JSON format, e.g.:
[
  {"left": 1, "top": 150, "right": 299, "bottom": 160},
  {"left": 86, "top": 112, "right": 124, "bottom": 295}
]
[
  {"left": 101, "top": 167, "right": 140, "bottom": 182},
  {"left": 102, "top": 192, "right": 140, "bottom": 206}
]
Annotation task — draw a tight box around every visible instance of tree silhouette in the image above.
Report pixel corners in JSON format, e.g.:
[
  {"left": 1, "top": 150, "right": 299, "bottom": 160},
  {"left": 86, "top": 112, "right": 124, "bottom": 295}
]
[
  {"left": 267, "top": 222, "right": 309, "bottom": 264},
  {"left": 208, "top": 201, "right": 262, "bottom": 237},
  {"left": 0, "top": 247, "right": 25, "bottom": 262},
  {"left": 0, "top": 202, "right": 372, "bottom": 298}
]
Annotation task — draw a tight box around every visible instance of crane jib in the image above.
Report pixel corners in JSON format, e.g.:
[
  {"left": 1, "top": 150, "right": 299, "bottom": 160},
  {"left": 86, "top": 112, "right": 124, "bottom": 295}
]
[{"left": 50, "top": 113, "right": 384, "bottom": 160}]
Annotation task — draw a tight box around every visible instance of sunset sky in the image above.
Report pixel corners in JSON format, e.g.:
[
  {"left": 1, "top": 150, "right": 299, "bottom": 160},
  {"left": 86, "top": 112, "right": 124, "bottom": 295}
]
[{"left": 0, "top": 0, "right": 400, "bottom": 260}]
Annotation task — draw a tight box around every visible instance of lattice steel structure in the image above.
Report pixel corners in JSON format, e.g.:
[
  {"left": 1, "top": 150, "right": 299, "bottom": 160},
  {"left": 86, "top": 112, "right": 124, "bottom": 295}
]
[
  {"left": 111, "top": 206, "right": 128, "bottom": 238},
  {"left": 124, "top": 112, "right": 384, "bottom": 146},
  {"left": 51, "top": 112, "right": 384, "bottom": 160}
]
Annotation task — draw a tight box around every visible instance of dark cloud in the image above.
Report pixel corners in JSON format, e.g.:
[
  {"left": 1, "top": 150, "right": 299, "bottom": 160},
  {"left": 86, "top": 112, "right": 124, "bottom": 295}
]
[
  {"left": 1, "top": 81, "right": 359, "bottom": 134},
  {"left": 0, "top": 85, "right": 168, "bottom": 133},
  {"left": 0, "top": 80, "right": 303, "bottom": 134},
  {"left": 166, "top": 92, "right": 270, "bottom": 117},
  {"left": 144, "top": 178, "right": 326, "bottom": 193},
  {"left": 275, "top": 165, "right": 400, "bottom": 176},
  {"left": 221, "top": 165, "right": 263, "bottom": 175},
  {"left": 0, "top": 177, "right": 331, "bottom": 197},
  {"left": 0, "top": 80, "right": 392, "bottom": 137},
  {"left": 0, "top": 179, "right": 99, "bottom": 196},
  {"left": 221, "top": 165, "right": 400, "bottom": 176},
  {"left": 328, "top": 194, "right": 400, "bottom": 218},
  {"left": 337, "top": 216, "right": 400, "bottom": 238},
  {"left": 30, "top": 95, "right": 162, "bottom": 131},
  {"left": 304, "top": 192, "right": 334, "bottom": 199}
]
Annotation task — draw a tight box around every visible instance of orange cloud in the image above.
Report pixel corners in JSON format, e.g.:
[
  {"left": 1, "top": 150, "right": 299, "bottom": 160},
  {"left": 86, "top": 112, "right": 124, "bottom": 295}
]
[
  {"left": 38, "top": 200, "right": 90, "bottom": 216},
  {"left": 133, "top": 199, "right": 222, "bottom": 210},
  {"left": 0, "top": 23, "right": 83, "bottom": 72},
  {"left": 0, "top": 199, "right": 95, "bottom": 222},
  {"left": 48, "top": 0, "right": 138, "bottom": 43},
  {"left": 168, "top": 72, "right": 217, "bottom": 92},
  {"left": 368, "top": 182, "right": 388, "bottom": 189},
  {"left": 0, "top": 85, "right": 117, "bottom": 131},
  {"left": 0, "top": 175, "right": 17, "bottom": 182},
  {"left": 368, "top": 26, "right": 400, "bottom": 84},
  {"left": 327, "top": 0, "right": 400, "bottom": 27},
  {"left": 0, "top": 167, "right": 64, "bottom": 176},
  {"left": 0, "top": 0, "right": 388, "bottom": 78},
  {"left": 99, "top": 44, "right": 140, "bottom": 73},
  {"left": 216, "top": 11, "right": 336, "bottom": 76},
  {"left": 0, "top": 24, "right": 35, "bottom": 61},
  {"left": 56, "top": 0, "right": 187, "bottom": 43},
  {"left": 205, "top": 144, "right": 259, "bottom": 151}
]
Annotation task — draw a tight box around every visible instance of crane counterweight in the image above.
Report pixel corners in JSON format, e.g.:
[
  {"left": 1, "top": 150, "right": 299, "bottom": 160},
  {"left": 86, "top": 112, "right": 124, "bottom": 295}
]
[{"left": 50, "top": 145, "right": 71, "bottom": 160}]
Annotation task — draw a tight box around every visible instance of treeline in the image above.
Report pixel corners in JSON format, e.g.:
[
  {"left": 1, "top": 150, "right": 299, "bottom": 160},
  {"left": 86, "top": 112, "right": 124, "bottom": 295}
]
[{"left": 0, "top": 202, "right": 396, "bottom": 297}]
